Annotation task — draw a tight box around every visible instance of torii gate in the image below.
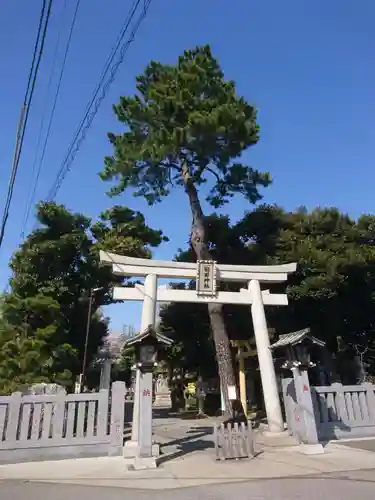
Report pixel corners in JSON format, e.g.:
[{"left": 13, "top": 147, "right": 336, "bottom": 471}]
[{"left": 100, "top": 250, "right": 296, "bottom": 437}]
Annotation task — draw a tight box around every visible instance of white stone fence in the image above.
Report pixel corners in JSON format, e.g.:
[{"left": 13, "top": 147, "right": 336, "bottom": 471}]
[
  {"left": 0, "top": 381, "right": 126, "bottom": 463},
  {"left": 283, "top": 379, "right": 375, "bottom": 440}
]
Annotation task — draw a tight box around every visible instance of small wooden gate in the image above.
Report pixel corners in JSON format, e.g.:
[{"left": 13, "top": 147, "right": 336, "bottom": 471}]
[{"left": 214, "top": 421, "right": 254, "bottom": 461}]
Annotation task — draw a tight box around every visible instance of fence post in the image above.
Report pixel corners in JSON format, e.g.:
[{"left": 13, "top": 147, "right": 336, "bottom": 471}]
[
  {"left": 281, "top": 377, "right": 295, "bottom": 436},
  {"left": 5, "top": 392, "right": 22, "bottom": 443},
  {"left": 292, "top": 368, "right": 320, "bottom": 445},
  {"left": 364, "top": 383, "right": 375, "bottom": 420},
  {"left": 109, "top": 381, "right": 125, "bottom": 456},
  {"left": 214, "top": 425, "right": 220, "bottom": 460},
  {"left": 97, "top": 389, "right": 109, "bottom": 438},
  {"left": 331, "top": 383, "right": 347, "bottom": 421},
  {"left": 52, "top": 389, "right": 67, "bottom": 439}
]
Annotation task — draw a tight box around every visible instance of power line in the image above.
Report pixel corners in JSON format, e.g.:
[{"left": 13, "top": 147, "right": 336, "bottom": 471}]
[
  {"left": 0, "top": 0, "right": 48, "bottom": 248},
  {"left": 20, "top": 0, "right": 68, "bottom": 238},
  {"left": 0, "top": 0, "right": 54, "bottom": 249},
  {"left": 24, "top": 0, "right": 48, "bottom": 108},
  {"left": 21, "top": 0, "right": 81, "bottom": 238},
  {"left": 45, "top": 0, "right": 153, "bottom": 203},
  {"left": 46, "top": 0, "right": 146, "bottom": 201}
]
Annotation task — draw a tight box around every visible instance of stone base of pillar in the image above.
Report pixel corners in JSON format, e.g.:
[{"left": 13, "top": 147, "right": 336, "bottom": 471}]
[
  {"left": 153, "top": 392, "right": 172, "bottom": 408},
  {"left": 123, "top": 440, "right": 138, "bottom": 457},
  {"left": 299, "top": 443, "right": 325, "bottom": 455},
  {"left": 123, "top": 440, "right": 160, "bottom": 458},
  {"left": 130, "top": 456, "right": 158, "bottom": 470},
  {"left": 262, "top": 427, "right": 288, "bottom": 438}
]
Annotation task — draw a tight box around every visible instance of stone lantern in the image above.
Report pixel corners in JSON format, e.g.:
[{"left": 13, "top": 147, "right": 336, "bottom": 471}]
[
  {"left": 270, "top": 328, "right": 325, "bottom": 454},
  {"left": 124, "top": 326, "right": 173, "bottom": 469}
]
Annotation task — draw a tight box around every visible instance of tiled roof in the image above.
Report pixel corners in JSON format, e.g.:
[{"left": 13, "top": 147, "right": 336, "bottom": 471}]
[{"left": 270, "top": 328, "right": 325, "bottom": 350}]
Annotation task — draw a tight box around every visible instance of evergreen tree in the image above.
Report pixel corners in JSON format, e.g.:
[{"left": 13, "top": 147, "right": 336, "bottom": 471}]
[
  {"left": 161, "top": 208, "right": 375, "bottom": 384},
  {"left": 0, "top": 201, "right": 166, "bottom": 393},
  {"left": 101, "top": 45, "right": 269, "bottom": 414}
]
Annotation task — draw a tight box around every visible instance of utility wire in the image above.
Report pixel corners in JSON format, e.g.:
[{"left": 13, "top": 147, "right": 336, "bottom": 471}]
[
  {"left": 21, "top": 0, "right": 81, "bottom": 238},
  {"left": 71, "top": 0, "right": 140, "bottom": 135},
  {"left": 24, "top": 0, "right": 48, "bottom": 110},
  {"left": 0, "top": 0, "right": 53, "bottom": 249},
  {"left": 0, "top": 0, "right": 48, "bottom": 248},
  {"left": 46, "top": 0, "right": 144, "bottom": 200},
  {"left": 44, "top": 0, "right": 153, "bottom": 203},
  {"left": 20, "top": 0, "right": 68, "bottom": 238}
]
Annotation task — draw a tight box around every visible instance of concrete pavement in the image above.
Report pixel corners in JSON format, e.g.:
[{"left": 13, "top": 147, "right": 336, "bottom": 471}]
[
  {"left": 1, "top": 441, "right": 375, "bottom": 490},
  {"left": 3, "top": 469, "right": 375, "bottom": 499},
  {"left": 2, "top": 416, "right": 375, "bottom": 491}
]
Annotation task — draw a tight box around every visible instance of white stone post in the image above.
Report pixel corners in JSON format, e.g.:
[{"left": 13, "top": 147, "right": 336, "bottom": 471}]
[
  {"left": 140, "top": 274, "right": 158, "bottom": 331},
  {"left": 130, "top": 369, "right": 141, "bottom": 443},
  {"left": 292, "top": 369, "right": 321, "bottom": 444},
  {"left": 126, "top": 273, "right": 158, "bottom": 457},
  {"left": 249, "top": 279, "right": 284, "bottom": 433},
  {"left": 99, "top": 358, "right": 112, "bottom": 390}
]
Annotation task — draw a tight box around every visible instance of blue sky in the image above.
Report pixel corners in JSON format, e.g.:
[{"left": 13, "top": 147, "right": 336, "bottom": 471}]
[{"left": 0, "top": 0, "right": 374, "bottom": 333}]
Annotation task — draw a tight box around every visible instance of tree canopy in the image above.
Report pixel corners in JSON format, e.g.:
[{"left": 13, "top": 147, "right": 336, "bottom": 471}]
[
  {"left": 0, "top": 201, "right": 166, "bottom": 394},
  {"left": 159, "top": 206, "right": 375, "bottom": 383},
  {"left": 238, "top": 205, "right": 375, "bottom": 350},
  {"left": 101, "top": 44, "right": 269, "bottom": 206}
]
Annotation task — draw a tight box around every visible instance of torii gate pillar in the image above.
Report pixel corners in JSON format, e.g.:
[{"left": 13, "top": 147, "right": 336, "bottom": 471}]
[{"left": 250, "top": 279, "right": 284, "bottom": 433}]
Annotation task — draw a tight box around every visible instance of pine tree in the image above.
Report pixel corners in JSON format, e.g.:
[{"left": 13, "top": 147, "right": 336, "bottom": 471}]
[{"left": 101, "top": 45, "right": 270, "bottom": 414}]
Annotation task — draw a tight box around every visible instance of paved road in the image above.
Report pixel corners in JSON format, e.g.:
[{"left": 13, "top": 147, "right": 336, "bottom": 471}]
[
  {"left": 337, "top": 439, "right": 375, "bottom": 452},
  {"left": 2, "top": 470, "right": 375, "bottom": 500}
]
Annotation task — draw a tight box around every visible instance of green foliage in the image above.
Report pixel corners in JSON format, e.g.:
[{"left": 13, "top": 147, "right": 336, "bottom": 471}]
[
  {"left": 158, "top": 286, "right": 217, "bottom": 379},
  {"left": 91, "top": 205, "right": 168, "bottom": 257},
  {"left": 160, "top": 208, "right": 375, "bottom": 378},
  {"left": 237, "top": 206, "right": 375, "bottom": 345},
  {"left": 0, "top": 201, "right": 166, "bottom": 394},
  {"left": 0, "top": 293, "right": 73, "bottom": 394},
  {"left": 101, "top": 44, "right": 270, "bottom": 207},
  {"left": 112, "top": 346, "right": 135, "bottom": 386}
]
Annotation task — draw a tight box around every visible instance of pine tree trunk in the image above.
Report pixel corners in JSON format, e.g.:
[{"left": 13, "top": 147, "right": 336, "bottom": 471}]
[{"left": 183, "top": 168, "right": 236, "bottom": 417}]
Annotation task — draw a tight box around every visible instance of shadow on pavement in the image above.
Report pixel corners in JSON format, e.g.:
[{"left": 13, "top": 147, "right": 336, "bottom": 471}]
[
  {"left": 158, "top": 426, "right": 214, "bottom": 464},
  {"left": 153, "top": 408, "right": 210, "bottom": 420},
  {"left": 158, "top": 438, "right": 214, "bottom": 464}
]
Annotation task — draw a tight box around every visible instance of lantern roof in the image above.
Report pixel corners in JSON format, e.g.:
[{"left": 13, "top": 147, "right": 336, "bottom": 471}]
[
  {"left": 270, "top": 328, "right": 325, "bottom": 351},
  {"left": 124, "top": 325, "right": 174, "bottom": 348}
]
